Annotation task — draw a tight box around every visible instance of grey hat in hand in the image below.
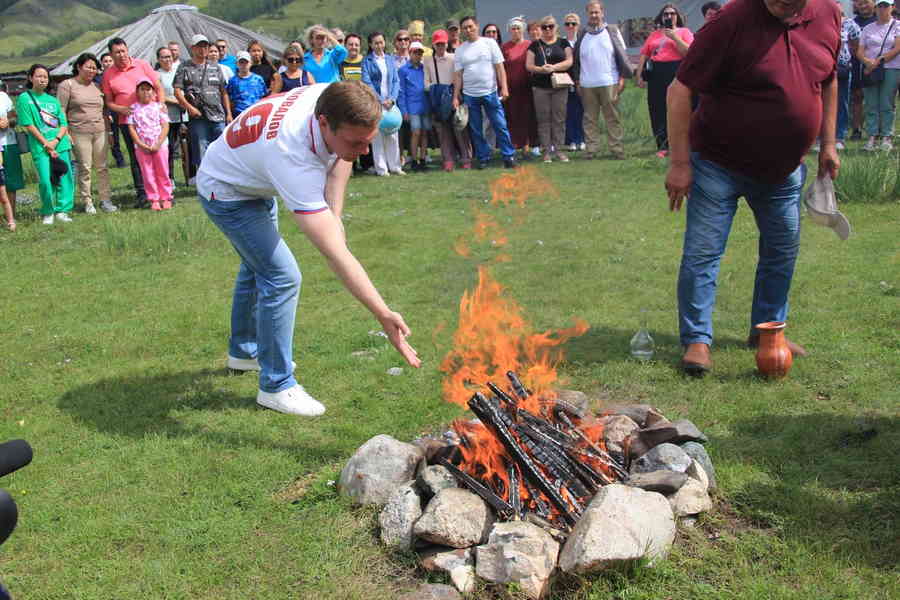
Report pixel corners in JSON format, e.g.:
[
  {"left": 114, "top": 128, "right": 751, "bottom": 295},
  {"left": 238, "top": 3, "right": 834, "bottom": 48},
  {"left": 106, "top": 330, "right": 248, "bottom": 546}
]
[{"left": 803, "top": 174, "right": 851, "bottom": 240}]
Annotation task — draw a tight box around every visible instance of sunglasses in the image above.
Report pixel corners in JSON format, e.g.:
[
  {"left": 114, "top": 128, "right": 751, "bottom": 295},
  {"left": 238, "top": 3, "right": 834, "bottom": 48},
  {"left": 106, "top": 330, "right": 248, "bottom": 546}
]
[
  {"left": 396, "top": 37, "right": 410, "bottom": 42},
  {"left": 541, "top": 24, "right": 556, "bottom": 30},
  {"left": 216, "top": 45, "right": 226, "bottom": 50},
  {"left": 564, "top": 22, "right": 578, "bottom": 26},
  {"left": 286, "top": 57, "right": 302, "bottom": 63}
]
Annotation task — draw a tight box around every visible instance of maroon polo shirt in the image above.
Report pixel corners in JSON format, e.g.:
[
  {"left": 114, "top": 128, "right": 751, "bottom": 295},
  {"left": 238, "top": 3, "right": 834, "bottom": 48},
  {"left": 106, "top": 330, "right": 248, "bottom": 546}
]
[{"left": 676, "top": 0, "right": 841, "bottom": 183}]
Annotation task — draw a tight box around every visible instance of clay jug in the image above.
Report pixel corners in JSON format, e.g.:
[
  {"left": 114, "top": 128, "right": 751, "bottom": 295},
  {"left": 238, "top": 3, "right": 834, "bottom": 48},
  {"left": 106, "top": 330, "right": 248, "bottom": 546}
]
[{"left": 754, "top": 321, "right": 793, "bottom": 378}]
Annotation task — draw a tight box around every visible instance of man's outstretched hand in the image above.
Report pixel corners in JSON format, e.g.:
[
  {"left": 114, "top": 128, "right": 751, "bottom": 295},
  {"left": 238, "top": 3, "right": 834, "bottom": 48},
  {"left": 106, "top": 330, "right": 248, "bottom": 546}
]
[{"left": 379, "top": 311, "right": 421, "bottom": 368}]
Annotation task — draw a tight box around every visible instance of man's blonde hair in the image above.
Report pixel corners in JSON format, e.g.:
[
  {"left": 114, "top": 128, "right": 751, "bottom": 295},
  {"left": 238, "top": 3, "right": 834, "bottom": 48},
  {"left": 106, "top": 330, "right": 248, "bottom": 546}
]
[{"left": 315, "top": 81, "right": 381, "bottom": 132}]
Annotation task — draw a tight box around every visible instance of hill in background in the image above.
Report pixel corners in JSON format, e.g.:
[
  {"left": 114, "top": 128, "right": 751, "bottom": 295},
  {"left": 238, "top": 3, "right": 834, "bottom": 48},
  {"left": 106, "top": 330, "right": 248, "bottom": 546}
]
[{"left": 0, "top": 0, "right": 473, "bottom": 73}]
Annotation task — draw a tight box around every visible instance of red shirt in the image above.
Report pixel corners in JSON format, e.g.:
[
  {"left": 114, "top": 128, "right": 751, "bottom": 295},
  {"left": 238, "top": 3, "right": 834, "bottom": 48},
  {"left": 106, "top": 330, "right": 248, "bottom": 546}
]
[
  {"left": 101, "top": 57, "right": 159, "bottom": 125},
  {"left": 640, "top": 29, "right": 694, "bottom": 63},
  {"left": 676, "top": 0, "right": 841, "bottom": 183}
]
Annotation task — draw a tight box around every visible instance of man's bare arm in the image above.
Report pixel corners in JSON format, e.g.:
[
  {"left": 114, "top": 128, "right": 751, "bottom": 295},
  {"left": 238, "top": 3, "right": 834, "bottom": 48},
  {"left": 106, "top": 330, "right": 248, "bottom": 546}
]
[{"left": 664, "top": 78, "right": 694, "bottom": 211}]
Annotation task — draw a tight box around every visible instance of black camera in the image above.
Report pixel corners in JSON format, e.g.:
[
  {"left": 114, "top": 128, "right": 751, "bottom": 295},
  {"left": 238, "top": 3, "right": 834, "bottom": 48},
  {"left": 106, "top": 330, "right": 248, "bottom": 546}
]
[{"left": 663, "top": 17, "right": 674, "bottom": 28}]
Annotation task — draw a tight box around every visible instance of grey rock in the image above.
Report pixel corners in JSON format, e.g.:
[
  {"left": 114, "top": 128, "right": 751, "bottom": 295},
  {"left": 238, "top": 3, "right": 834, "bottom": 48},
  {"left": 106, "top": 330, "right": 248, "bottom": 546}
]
[
  {"left": 633, "top": 419, "right": 708, "bottom": 448},
  {"left": 625, "top": 470, "right": 689, "bottom": 495},
  {"left": 398, "top": 583, "right": 462, "bottom": 600},
  {"left": 600, "top": 404, "right": 668, "bottom": 427},
  {"left": 681, "top": 441, "right": 717, "bottom": 492},
  {"left": 387, "top": 367, "right": 404, "bottom": 376},
  {"left": 630, "top": 443, "right": 692, "bottom": 475},
  {"left": 410, "top": 437, "right": 450, "bottom": 465},
  {"left": 414, "top": 488, "right": 494, "bottom": 548},
  {"left": 379, "top": 481, "right": 423, "bottom": 549},
  {"left": 418, "top": 547, "right": 475, "bottom": 594},
  {"left": 602, "top": 415, "right": 640, "bottom": 454},
  {"left": 558, "top": 484, "right": 676, "bottom": 574},
  {"left": 668, "top": 477, "right": 712, "bottom": 517},
  {"left": 686, "top": 459, "right": 709, "bottom": 492},
  {"left": 338, "top": 434, "right": 425, "bottom": 506},
  {"left": 416, "top": 464, "right": 458, "bottom": 500},
  {"left": 555, "top": 389, "right": 589, "bottom": 415},
  {"left": 476, "top": 521, "right": 560, "bottom": 599}
]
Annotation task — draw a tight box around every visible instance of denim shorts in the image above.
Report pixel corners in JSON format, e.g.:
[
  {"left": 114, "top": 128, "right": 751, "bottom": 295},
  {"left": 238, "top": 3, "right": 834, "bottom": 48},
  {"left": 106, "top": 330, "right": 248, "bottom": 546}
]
[{"left": 409, "top": 113, "right": 432, "bottom": 131}]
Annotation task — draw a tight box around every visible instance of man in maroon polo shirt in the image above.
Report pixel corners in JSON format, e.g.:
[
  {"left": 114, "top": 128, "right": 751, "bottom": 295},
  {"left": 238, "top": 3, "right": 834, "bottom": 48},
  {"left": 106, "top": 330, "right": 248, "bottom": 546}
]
[
  {"left": 101, "top": 37, "right": 165, "bottom": 208},
  {"left": 665, "top": 0, "right": 841, "bottom": 376}
]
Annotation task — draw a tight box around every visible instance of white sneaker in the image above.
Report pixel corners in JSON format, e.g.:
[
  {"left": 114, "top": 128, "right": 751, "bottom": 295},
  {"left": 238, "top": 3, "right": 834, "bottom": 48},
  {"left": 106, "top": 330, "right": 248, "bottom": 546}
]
[
  {"left": 227, "top": 355, "right": 295, "bottom": 371},
  {"left": 100, "top": 200, "right": 118, "bottom": 213},
  {"left": 880, "top": 139, "right": 893, "bottom": 152},
  {"left": 188, "top": 176, "right": 196, "bottom": 186},
  {"left": 389, "top": 168, "right": 406, "bottom": 176},
  {"left": 42, "top": 214, "right": 54, "bottom": 225},
  {"left": 257, "top": 385, "right": 325, "bottom": 416},
  {"left": 85, "top": 203, "right": 97, "bottom": 214},
  {"left": 835, "top": 141, "right": 845, "bottom": 150},
  {"left": 863, "top": 137, "right": 878, "bottom": 152},
  {"left": 568, "top": 143, "right": 577, "bottom": 152},
  {"left": 810, "top": 141, "right": 820, "bottom": 153},
  {"left": 56, "top": 212, "right": 73, "bottom": 223},
  {"left": 579, "top": 142, "right": 586, "bottom": 151}
]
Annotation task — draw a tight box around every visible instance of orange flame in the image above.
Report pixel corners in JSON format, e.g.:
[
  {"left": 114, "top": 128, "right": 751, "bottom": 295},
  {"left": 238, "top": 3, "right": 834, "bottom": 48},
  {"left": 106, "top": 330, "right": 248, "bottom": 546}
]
[{"left": 440, "top": 266, "right": 589, "bottom": 413}]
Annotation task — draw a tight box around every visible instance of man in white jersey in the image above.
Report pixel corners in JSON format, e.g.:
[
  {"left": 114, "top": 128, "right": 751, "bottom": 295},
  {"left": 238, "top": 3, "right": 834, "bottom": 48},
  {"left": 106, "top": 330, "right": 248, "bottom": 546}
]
[{"left": 198, "top": 81, "right": 420, "bottom": 416}]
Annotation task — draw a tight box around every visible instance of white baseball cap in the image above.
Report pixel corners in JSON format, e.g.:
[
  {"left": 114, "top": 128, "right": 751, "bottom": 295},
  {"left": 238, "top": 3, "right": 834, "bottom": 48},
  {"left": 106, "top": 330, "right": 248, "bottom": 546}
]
[
  {"left": 190, "top": 34, "right": 210, "bottom": 46},
  {"left": 409, "top": 41, "right": 425, "bottom": 52},
  {"left": 803, "top": 175, "right": 851, "bottom": 240},
  {"left": 236, "top": 50, "right": 252, "bottom": 63}
]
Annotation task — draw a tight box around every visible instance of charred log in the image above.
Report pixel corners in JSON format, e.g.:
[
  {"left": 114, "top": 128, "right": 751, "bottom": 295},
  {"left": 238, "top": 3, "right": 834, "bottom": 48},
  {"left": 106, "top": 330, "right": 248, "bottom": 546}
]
[{"left": 438, "top": 457, "right": 514, "bottom": 519}]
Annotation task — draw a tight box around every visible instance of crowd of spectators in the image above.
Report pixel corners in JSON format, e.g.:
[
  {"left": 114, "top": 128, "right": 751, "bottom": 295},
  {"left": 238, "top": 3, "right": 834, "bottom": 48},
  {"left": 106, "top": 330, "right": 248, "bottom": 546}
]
[{"left": 0, "top": 0, "right": 898, "bottom": 230}]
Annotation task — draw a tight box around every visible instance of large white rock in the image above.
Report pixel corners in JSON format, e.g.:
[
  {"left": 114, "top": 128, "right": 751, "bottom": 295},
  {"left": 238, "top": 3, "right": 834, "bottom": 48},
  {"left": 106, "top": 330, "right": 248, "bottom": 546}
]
[
  {"left": 418, "top": 547, "right": 475, "bottom": 594},
  {"left": 686, "top": 458, "right": 710, "bottom": 492},
  {"left": 379, "top": 481, "right": 422, "bottom": 549},
  {"left": 413, "top": 488, "right": 494, "bottom": 548},
  {"left": 475, "top": 521, "right": 560, "bottom": 599},
  {"left": 558, "top": 484, "right": 676, "bottom": 574},
  {"left": 668, "top": 477, "right": 712, "bottom": 517},
  {"left": 338, "top": 434, "right": 425, "bottom": 506}
]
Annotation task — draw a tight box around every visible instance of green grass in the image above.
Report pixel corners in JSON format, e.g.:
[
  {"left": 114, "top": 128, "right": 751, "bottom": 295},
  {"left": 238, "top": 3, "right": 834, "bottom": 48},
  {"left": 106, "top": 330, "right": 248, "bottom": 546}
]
[{"left": 0, "top": 89, "right": 897, "bottom": 599}]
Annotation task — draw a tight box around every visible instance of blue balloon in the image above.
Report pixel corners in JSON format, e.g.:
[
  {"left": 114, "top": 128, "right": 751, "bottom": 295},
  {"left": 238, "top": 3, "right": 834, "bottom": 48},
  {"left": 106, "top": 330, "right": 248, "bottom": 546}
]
[{"left": 380, "top": 105, "right": 402, "bottom": 134}]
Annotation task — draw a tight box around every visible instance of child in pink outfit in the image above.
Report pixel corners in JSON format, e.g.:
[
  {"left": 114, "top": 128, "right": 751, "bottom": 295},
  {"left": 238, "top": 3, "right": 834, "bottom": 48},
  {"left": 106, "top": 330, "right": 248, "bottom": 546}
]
[{"left": 127, "top": 79, "right": 171, "bottom": 210}]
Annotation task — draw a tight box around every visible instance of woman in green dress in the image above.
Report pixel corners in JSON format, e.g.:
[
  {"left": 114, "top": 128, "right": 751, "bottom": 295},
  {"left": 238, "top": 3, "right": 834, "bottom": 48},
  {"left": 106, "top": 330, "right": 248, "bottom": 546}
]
[{"left": 16, "top": 64, "right": 75, "bottom": 224}]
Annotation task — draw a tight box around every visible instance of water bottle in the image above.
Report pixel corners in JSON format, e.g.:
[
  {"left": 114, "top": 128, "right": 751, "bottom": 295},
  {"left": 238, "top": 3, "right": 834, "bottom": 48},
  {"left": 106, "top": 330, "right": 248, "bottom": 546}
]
[{"left": 630, "top": 310, "right": 655, "bottom": 361}]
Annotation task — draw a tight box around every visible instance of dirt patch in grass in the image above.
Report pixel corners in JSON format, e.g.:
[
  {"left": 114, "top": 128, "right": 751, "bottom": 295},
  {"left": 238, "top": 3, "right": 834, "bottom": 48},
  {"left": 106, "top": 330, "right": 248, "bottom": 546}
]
[{"left": 272, "top": 473, "right": 319, "bottom": 503}]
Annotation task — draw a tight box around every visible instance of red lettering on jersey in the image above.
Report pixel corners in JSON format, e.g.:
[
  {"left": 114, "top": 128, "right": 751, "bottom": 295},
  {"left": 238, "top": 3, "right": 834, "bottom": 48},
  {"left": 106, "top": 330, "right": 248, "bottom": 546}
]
[{"left": 225, "top": 102, "right": 275, "bottom": 148}]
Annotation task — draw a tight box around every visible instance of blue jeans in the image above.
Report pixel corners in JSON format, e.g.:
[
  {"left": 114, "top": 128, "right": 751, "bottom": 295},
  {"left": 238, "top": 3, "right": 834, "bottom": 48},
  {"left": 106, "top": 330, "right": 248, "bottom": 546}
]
[
  {"left": 677, "top": 153, "right": 806, "bottom": 346},
  {"left": 862, "top": 68, "right": 899, "bottom": 137},
  {"left": 836, "top": 72, "right": 851, "bottom": 141},
  {"left": 200, "top": 195, "right": 301, "bottom": 393},
  {"left": 188, "top": 119, "right": 226, "bottom": 170},
  {"left": 463, "top": 92, "right": 515, "bottom": 162}
]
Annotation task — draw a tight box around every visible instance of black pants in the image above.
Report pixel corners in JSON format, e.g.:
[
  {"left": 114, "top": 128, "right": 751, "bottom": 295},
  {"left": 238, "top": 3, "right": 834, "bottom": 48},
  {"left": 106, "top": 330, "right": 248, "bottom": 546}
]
[
  {"left": 166, "top": 124, "right": 182, "bottom": 184},
  {"left": 647, "top": 60, "right": 681, "bottom": 151},
  {"left": 0, "top": 489, "right": 16, "bottom": 547},
  {"left": 121, "top": 128, "right": 147, "bottom": 205},
  {"left": 109, "top": 120, "right": 126, "bottom": 167}
]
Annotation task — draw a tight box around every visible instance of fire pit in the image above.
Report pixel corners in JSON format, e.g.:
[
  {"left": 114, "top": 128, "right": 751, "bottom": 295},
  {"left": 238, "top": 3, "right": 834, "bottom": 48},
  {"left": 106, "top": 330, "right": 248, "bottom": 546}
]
[{"left": 338, "top": 168, "right": 716, "bottom": 599}]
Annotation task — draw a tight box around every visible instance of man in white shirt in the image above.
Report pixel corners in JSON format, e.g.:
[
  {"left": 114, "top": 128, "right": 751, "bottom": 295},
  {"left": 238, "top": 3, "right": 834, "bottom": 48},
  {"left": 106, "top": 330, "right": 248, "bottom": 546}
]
[
  {"left": 572, "top": 1, "right": 634, "bottom": 159},
  {"left": 451, "top": 15, "right": 518, "bottom": 169},
  {"left": 198, "top": 81, "right": 421, "bottom": 416}
]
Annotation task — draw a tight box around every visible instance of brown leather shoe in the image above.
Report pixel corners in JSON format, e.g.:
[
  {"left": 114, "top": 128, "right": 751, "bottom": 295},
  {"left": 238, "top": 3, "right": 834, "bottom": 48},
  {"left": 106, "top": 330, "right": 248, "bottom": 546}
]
[
  {"left": 747, "top": 335, "right": 808, "bottom": 357},
  {"left": 680, "top": 343, "right": 712, "bottom": 377}
]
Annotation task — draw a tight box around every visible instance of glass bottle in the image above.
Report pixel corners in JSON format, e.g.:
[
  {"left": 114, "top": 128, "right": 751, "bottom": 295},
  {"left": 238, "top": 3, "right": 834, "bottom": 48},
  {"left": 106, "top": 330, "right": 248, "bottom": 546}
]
[{"left": 630, "top": 310, "right": 655, "bottom": 361}]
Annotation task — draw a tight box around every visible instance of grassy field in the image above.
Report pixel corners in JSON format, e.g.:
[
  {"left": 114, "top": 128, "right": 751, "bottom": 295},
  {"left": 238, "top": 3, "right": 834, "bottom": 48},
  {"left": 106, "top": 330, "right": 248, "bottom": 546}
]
[
  {"left": 243, "top": 0, "right": 381, "bottom": 41},
  {"left": 0, "top": 90, "right": 897, "bottom": 599}
]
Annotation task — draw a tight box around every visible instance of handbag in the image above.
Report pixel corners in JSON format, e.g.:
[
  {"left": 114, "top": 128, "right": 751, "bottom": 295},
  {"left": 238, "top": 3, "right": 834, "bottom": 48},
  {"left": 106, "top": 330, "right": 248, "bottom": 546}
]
[
  {"left": 428, "top": 56, "right": 455, "bottom": 123},
  {"left": 26, "top": 91, "right": 60, "bottom": 129},
  {"left": 642, "top": 33, "right": 669, "bottom": 82},
  {"left": 863, "top": 20, "right": 895, "bottom": 87},
  {"left": 15, "top": 130, "right": 29, "bottom": 153},
  {"left": 551, "top": 72, "right": 575, "bottom": 88}
]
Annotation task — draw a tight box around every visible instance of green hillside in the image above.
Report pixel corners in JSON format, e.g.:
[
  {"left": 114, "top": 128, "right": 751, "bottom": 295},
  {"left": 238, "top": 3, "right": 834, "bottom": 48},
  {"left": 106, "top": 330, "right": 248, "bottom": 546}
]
[{"left": 243, "top": 0, "right": 376, "bottom": 42}]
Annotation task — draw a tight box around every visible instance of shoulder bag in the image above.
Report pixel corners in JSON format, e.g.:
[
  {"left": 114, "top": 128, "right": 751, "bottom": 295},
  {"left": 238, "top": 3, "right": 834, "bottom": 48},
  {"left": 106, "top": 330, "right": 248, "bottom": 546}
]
[
  {"left": 863, "top": 20, "right": 896, "bottom": 87},
  {"left": 642, "top": 32, "right": 669, "bottom": 82},
  {"left": 428, "top": 56, "right": 455, "bottom": 123}
]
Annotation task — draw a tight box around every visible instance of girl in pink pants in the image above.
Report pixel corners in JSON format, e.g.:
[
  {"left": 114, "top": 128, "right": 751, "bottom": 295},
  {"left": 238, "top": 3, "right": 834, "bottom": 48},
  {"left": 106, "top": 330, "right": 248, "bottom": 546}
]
[{"left": 127, "top": 79, "right": 171, "bottom": 210}]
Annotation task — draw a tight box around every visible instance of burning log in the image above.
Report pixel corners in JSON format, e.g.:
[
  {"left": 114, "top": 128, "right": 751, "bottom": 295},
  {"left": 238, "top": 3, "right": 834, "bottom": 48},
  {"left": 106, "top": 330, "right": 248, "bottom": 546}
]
[
  {"left": 438, "top": 457, "right": 515, "bottom": 520},
  {"left": 507, "top": 371, "right": 531, "bottom": 400},
  {"left": 468, "top": 393, "right": 579, "bottom": 527},
  {"left": 507, "top": 461, "right": 522, "bottom": 518}
]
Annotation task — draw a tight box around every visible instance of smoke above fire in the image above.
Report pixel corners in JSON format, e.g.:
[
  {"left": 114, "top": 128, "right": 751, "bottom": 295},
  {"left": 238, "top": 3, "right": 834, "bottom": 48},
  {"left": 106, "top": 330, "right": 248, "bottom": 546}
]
[{"left": 440, "top": 167, "right": 588, "bottom": 414}]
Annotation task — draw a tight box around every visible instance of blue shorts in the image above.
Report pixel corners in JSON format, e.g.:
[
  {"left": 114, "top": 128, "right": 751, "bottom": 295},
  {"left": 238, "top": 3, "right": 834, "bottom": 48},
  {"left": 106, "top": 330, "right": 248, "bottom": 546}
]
[{"left": 408, "top": 114, "right": 432, "bottom": 131}]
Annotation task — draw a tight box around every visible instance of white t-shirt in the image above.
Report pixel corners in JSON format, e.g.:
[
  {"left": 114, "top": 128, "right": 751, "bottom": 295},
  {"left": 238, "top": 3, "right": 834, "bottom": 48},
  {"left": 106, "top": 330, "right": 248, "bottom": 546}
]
[
  {"left": 375, "top": 55, "right": 389, "bottom": 98},
  {"left": 579, "top": 29, "right": 619, "bottom": 88},
  {"left": 0, "top": 92, "right": 14, "bottom": 147},
  {"left": 453, "top": 37, "right": 504, "bottom": 97},
  {"left": 197, "top": 84, "right": 336, "bottom": 214}
]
